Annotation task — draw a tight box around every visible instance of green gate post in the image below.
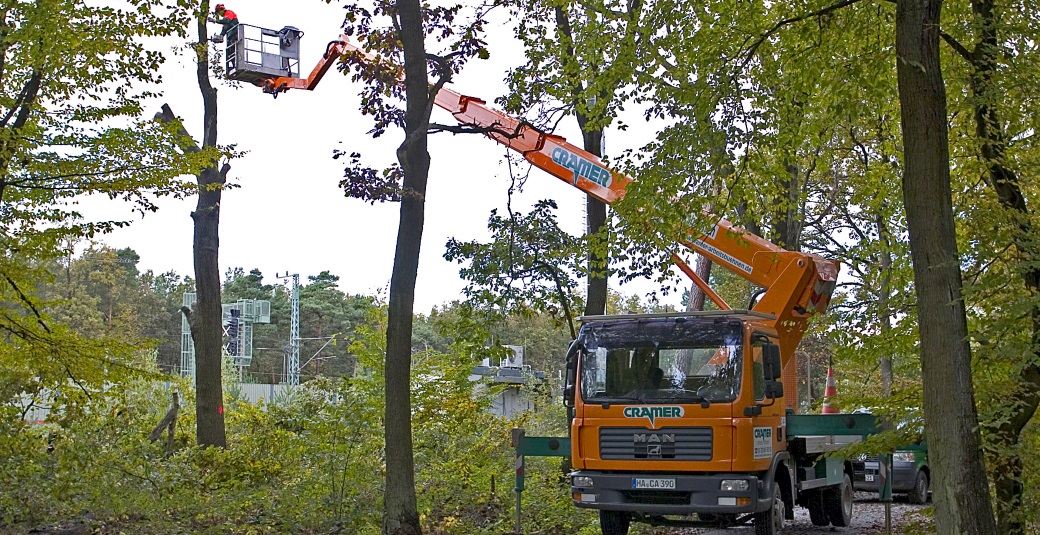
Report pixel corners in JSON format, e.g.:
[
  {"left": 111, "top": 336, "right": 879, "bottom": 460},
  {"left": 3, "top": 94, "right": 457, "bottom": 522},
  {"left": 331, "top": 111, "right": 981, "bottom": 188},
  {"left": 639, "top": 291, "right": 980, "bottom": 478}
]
[
  {"left": 879, "top": 451, "right": 893, "bottom": 535},
  {"left": 509, "top": 428, "right": 571, "bottom": 534},
  {"left": 511, "top": 428, "right": 526, "bottom": 534}
]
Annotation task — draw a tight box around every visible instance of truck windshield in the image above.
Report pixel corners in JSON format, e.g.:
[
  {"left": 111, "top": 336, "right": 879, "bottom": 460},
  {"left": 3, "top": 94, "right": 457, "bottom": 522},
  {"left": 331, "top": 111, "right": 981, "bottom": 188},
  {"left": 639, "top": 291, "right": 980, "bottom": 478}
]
[{"left": 578, "top": 318, "right": 743, "bottom": 404}]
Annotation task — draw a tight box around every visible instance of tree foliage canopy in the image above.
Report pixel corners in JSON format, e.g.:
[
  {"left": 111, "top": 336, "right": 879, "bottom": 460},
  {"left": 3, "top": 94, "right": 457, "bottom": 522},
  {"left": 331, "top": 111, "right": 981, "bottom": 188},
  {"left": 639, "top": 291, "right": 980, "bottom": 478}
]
[{"left": 0, "top": 0, "right": 217, "bottom": 413}]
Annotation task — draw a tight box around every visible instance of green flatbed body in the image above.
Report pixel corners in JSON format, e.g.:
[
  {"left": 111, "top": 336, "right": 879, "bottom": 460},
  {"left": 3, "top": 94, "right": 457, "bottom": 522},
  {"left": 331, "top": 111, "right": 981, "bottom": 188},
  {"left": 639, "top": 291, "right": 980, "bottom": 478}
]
[
  {"left": 787, "top": 413, "right": 881, "bottom": 437},
  {"left": 786, "top": 413, "right": 881, "bottom": 489}
]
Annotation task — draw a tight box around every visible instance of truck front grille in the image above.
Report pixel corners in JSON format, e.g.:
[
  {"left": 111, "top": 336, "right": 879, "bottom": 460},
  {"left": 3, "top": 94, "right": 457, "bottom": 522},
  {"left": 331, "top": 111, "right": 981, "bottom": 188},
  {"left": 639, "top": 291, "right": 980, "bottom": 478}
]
[{"left": 600, "top": 426, "right": 712, "bottom": 461}]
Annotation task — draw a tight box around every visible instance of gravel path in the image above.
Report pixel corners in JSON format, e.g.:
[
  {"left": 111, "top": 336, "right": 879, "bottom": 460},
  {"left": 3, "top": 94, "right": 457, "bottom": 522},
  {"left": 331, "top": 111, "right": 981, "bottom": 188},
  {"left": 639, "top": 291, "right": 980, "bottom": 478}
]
[{"left": 653, "top": 493, "right": 932, "bottom": 534}]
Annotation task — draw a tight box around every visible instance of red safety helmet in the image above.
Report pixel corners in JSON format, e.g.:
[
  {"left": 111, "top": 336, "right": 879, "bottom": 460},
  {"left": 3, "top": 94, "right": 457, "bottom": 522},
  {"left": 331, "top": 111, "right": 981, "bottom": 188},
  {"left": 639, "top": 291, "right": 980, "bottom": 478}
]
[{"left": 214, "top": 3, "right": 225, "bottom": 12}]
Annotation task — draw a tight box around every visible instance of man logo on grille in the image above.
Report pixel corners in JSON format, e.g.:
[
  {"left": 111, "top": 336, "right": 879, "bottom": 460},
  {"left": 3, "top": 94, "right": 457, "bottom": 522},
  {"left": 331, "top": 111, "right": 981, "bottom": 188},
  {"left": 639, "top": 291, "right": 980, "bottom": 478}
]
[{"left": 634, "top": 433, "right": 676, "bottom": 459}]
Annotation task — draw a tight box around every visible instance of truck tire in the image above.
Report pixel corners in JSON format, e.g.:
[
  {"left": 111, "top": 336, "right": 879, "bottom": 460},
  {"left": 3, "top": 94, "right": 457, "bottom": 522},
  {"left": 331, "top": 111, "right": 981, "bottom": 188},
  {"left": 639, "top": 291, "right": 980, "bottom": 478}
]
[
  {"left": 754, "top": 482, "right": 784, "bottom": 535},
  {"left": 805, "top": 489, "right": 829, "bottom": 526},
  {"left": 909, "top": 471, "right": 929, "bottom": 504},
  {"left": 599, "top": 509, "right": 630, "bottom": 535},
  {"left": 824, "top": 473, "right": 853, "bottom": 527}
]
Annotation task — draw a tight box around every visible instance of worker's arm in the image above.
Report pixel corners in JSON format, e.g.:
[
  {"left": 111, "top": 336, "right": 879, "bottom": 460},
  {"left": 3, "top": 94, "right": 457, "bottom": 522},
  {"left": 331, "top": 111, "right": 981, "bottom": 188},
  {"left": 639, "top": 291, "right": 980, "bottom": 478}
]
[{"left": 217, "top": 17, "right": 238, "bottom": 36}]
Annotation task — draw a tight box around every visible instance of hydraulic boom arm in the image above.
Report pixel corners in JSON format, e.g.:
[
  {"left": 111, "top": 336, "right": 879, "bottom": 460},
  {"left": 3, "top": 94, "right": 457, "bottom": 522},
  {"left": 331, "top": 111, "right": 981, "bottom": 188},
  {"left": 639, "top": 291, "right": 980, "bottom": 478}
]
[{"left": 257, "top": 34, "right": 838, "bottom": 345}]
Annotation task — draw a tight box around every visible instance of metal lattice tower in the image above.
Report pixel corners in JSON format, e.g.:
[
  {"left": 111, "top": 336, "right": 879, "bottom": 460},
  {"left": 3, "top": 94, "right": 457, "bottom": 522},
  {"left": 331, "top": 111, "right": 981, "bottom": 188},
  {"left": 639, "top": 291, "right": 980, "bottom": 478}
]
[
  {"left": 279, "top": 273, "right": 301, "bottom": 385},
  {"left": 181, "top": 293, "right": 197, "bottom": 379},
  {"left": 221, "top": 299, "right": 271, "bottom": 365},
  {"left": 180, "top": 293, "right": 271, "bottom": 379}
]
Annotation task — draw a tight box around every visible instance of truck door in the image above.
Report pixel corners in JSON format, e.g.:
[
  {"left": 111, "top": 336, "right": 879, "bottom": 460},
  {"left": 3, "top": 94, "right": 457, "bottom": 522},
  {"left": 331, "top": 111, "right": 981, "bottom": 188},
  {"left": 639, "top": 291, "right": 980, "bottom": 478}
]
[{"left": 746, "top": 334, "right": 786, "bottom": 469}]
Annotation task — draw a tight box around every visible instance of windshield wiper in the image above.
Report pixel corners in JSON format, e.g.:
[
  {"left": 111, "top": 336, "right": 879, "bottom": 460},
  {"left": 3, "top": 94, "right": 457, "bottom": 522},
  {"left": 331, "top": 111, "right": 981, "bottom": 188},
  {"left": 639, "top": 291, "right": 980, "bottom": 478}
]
[
  {"left": 592, "top": 392, "right": 712, "bottom": 408},
  {"left": 590, "top": 395, "right": 648, "bottom": 408},
  {"left": 668, "top": 390, "right": 712, "bottom": 408}
]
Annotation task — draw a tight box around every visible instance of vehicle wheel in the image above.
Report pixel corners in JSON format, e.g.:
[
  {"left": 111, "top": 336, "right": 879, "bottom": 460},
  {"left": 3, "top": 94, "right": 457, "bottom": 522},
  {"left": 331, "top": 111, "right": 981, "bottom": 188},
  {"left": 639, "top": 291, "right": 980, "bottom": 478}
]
[
  {"left": 599, "top": 509, "right": 630, "bottom": 535},
  {"left": 909, "top": 471, "right": 929, "bottom": 504},
  {"left": 806, "top": 489, "right": 829, "bottom": 526},
  {"left": 754, "top": 482, "right": 784, "bottom": 535},
  {"left": 824, "top": 473, "right": 853, "bottom": 527}
]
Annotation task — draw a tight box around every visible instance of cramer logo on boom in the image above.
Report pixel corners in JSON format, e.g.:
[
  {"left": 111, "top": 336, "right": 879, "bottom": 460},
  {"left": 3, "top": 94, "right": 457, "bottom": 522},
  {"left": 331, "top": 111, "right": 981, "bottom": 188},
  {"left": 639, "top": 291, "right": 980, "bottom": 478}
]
[
  {"left": 623, "top": 406, "right": 684, "bottom": 426},
  {"left": 551, "top": 147, "right": 613, "bottom": 188}
]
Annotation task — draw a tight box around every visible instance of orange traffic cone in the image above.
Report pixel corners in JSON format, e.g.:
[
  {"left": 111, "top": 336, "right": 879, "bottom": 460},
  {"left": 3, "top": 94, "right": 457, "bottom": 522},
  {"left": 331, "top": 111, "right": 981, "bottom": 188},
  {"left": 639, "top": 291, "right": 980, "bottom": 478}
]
[{"left": 821, "top": 356, "right": 839, "bottom": 414}]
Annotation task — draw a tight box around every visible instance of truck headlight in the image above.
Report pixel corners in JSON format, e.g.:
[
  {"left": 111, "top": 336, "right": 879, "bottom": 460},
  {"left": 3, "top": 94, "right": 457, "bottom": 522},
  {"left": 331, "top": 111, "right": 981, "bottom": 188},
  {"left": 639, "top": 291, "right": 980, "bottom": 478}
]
[
  {"left": 572, "top": 476, "right": 595, "bottom": 488},
  {"left": 720, "top": 479, "right": 749, "bottom": 491},
  {"left": 893, "top": 452, "right": 915, "bottom": 462}
]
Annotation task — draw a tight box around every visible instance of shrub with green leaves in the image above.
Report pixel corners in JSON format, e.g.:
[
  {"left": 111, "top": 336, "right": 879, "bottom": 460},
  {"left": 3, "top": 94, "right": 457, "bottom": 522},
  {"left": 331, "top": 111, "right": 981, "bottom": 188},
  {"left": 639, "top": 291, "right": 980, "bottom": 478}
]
[{"left": 0, "top": 304, "right": 603, "bottom": 534}]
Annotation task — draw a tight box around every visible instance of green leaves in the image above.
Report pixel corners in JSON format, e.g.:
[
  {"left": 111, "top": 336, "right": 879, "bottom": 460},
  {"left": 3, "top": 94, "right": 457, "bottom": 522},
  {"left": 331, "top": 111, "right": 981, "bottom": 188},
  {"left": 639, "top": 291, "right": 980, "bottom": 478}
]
[
  {"left": 0, "top": 0, "right": 225, "bottom": 466},
  {"left": 0, "top": 0, "right": 206, "bottom": 246},
  {"left": 445, "top": 199, "right": 584, "bottom": 331}
]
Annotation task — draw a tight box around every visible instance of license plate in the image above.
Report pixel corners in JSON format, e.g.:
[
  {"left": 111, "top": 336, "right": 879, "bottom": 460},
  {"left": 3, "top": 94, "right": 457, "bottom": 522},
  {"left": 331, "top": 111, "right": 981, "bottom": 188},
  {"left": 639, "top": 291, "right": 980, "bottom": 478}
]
[
  {"left": 632, "top": 478, "right": 676, "bottom": 489},
  {"left": 865, "top": 474, "right": 875, "bottom": 482}
]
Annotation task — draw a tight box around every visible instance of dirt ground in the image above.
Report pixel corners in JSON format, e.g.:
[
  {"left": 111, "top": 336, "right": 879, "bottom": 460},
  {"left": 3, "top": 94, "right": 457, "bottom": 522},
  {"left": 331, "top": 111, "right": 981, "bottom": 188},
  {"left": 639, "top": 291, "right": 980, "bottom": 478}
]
[
  {"left": 9, "top": 494, "right": 932, "bottom": 535},
  {"left": 653, "top": 493, "right": 933, "bottom": 535}
]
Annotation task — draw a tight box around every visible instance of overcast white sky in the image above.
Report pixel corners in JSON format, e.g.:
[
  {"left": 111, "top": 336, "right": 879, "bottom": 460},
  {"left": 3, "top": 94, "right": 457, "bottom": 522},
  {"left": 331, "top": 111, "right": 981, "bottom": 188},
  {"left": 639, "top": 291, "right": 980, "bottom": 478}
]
[{"left": 83, "top": 0, "right": 680, "bottom": 313}]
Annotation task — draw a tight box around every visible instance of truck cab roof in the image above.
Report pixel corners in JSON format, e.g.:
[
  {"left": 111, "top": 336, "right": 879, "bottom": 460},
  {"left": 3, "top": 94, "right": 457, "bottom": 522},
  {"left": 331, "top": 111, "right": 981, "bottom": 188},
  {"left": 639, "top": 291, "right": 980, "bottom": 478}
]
[{"left": 578, "top": 310, "right": 778, "bottom": 324}]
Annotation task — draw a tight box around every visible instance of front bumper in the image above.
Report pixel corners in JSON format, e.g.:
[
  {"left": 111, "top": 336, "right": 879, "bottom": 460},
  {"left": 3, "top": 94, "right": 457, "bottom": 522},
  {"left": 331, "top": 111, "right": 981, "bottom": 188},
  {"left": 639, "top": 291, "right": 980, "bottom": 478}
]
[{"left": 571, "top": 471, "right": 771, "bottom": 515}]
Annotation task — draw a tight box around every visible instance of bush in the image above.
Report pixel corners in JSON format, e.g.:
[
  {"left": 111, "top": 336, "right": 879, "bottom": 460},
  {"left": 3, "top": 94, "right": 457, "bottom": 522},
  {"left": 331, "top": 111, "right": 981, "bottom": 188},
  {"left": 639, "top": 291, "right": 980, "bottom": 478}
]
[{"left": 0, "top": 313, "right": 597, "bottom": 534}]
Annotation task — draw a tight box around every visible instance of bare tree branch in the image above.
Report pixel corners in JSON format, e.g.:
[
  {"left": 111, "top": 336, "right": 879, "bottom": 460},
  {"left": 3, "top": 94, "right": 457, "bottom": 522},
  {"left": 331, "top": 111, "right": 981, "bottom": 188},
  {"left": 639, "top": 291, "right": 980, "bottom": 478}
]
[
  {"left": 8, "top": 165, "right": 178, "bottom": 188},
  {"left": 65, "top": 368, "right": 93, "bottom": 403},
  {"left": 940, "top": 31, "right": 973, "bottom": 63},
  {"left": 741, "top": 0, "right": 867, "bottom": 67},
  {"left": 3, "top": 272, "right": 50, "bottom": 333},
  {"left": 5, "top": 71, "right": 42, "bottom": 130},
  {"left": 0, "top": 77, "right": 32, "bottom": 129},
  {"left": 154, "top": 103, "right": 201, "bottom": 153}
]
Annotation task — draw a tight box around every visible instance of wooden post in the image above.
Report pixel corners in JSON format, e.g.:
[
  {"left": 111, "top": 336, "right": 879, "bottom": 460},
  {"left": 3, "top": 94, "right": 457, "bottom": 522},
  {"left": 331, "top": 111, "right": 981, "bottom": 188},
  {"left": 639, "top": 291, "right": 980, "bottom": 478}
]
[{"left": 149, "top": 391, "right": 180, "bottom": 456}]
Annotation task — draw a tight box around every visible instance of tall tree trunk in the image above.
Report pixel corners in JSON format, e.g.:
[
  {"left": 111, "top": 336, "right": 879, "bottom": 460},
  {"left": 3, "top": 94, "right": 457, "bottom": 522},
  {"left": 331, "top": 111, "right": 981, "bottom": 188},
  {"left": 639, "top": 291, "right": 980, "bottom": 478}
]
[
  {"left": 382, "top": 0, "right": 427, "bottom": 533},
  {"left": 686, "top": 135, "right": 730, "bottom": 313},
  {"left": 774, "top": 162, "right": 803, "bottom": 252},
  {"left": 160, "top": 5, "right": 229, "bottom": 448},
  {"left": 553, "top": 6, "right": 609, "bottom": 317},
  {"left": 736, "top": 197, "right": 763, "bottom": 238},
  {"left": 957, "top": 2, "right": 1040, "bottom": 530},
  {"left": 686, "top": 254, "right": 712, "bottom": 312},
  {"left": 895, "top": 1, "right": 994, "bottom": 533},
  {"left": 192, "top": 3, "right": 226, "bottom": 448},
  {"left": 582, "top": 129, "right": 607, "bottom": 317},
  {"left": 671, "top": 254, "right": 712, "bottom": 376}
]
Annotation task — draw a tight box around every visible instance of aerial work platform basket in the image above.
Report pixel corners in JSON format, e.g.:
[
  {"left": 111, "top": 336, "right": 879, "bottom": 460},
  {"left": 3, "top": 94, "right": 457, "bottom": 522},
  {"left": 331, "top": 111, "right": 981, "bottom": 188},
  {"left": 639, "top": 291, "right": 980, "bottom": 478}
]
[{"left": 226, "top": 24, "right": 304, "bottom": 84}]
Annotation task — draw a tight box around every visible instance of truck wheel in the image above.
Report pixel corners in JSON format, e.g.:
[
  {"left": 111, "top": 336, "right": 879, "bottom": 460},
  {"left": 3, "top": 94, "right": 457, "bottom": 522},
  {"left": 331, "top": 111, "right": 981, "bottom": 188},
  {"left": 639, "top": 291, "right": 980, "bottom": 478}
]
[
  {"left": 754, "top": 482, "right": 784, "bottom": 535},
  {"left": 599, "top": 509, "right": 630, "bottom": 535},
  {"left": 824, "top": 473, "right": 853, "bottom": 527},
  {"left": 806, "top": 489, "right": 829, "bottom": 526},
  {"left": 909, "top": 471, "right": 929, "bottom": 504}
]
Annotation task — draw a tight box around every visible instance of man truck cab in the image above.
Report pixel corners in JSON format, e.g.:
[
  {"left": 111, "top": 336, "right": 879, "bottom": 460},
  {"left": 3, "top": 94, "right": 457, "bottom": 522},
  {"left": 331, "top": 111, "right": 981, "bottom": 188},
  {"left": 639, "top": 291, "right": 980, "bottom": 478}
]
[{"left": 564, "top": 312, "right": 799, "bottom": 535}]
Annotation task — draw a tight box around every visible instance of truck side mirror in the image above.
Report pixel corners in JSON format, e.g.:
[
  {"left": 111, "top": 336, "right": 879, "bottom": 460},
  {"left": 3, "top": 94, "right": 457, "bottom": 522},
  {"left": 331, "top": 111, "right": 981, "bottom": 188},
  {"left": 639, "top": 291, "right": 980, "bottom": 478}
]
[
  {"left": 563, "top": 341, "right": 579, "bottom": 408},
  {"left": 763, "top": 343, "right": 782, "bottom": 380},
  {"left": 765, "top": 381, "right": 784, "bottom": 399}
]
